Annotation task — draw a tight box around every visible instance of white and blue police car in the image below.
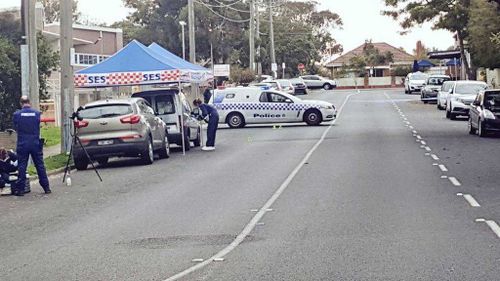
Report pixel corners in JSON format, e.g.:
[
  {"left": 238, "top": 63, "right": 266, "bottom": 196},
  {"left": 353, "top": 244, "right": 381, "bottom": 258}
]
[{"left": 211, "top": 86, "right": 336, "bottom": 128}]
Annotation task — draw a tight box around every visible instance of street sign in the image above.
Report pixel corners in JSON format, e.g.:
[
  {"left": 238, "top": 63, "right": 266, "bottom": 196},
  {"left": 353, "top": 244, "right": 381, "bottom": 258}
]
[
  {"left": 213, "top": 64, "right": 230, "bottom": 77},
  {"left": 298, "top": 63, "right": 305, "bottom": 70},
  {"left": 271, "top": 63, "right": 278, "bottom": 72}
]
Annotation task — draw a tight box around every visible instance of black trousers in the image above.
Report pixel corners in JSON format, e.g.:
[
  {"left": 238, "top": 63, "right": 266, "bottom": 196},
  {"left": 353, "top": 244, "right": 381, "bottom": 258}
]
[{"left": 206, "top": 115, "right": 219, "bottom": 147}]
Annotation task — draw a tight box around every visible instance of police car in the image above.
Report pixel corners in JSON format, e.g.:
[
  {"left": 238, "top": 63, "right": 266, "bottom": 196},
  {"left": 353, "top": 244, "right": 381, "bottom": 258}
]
[{"left": 212, "top": 87, "right": 336, "bottom": 128}]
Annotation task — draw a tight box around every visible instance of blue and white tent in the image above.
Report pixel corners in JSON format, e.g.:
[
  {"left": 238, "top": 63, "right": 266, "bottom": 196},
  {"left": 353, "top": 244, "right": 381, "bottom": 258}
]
[{"left": 74, "top": 40, "right": 212, "bottom": 88}]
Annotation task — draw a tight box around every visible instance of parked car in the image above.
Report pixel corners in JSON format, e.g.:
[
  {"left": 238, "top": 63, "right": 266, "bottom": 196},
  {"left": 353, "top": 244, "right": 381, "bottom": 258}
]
[
  {"left": 212, "top": 87, "right": 336, "bottom": 128},
  {"left": 299, "top": 75, "right": 337, "bottom": 90},
  {"left": 289, "top": 78, "right": 308, "bottom": 95},
  {"left": 73, "top": 98, "right": 169, "bottom": 170},
  {"left": 256, "top": 75, "right": 273, "bottom": 82},
  {"left": 421, "top": 75, "right": 451, "bottom": 103},
  {"left": 273, "top": 79, "right": 295, "bottom": 95},
  {"left": 445, "top": 80, "right": 488, "bottom": 120},
  {"left": 132, "top": 89, "right": 201, "bottom": 151},
  {"left": 437, "top": 81, "right": 456, "bottom": 110},
  {"left": 404, "top": 72, "right": 428, "bottom": 94},
  {"left": 468, "top": 89, "right": 500, "bottom": 137}
]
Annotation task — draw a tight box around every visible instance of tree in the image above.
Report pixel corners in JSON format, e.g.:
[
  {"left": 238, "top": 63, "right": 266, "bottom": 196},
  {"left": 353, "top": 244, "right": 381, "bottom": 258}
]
[
  {"left": 382, "top": 0, "right": 473, "bottom": 78},
  {"left": 0, "top": 11, "right": 59, "bottom": 130},
  {"left": 467, "top": 0, "right": 500, "bottom": 69},
  {"left": 40, "top": 0, "right": 80, "bottom": 23}
]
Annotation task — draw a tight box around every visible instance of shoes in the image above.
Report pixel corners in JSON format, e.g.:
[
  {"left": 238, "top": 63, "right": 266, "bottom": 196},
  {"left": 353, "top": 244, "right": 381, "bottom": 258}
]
[
  {"left": 202, "top": 146, "right": 215, "bottom": 151},
  {"left": 0, "top": 187, "right": 12, "bottom": 196},
  {"left": 44, "top": 188, "right": 52, "bottom": 194},
  {"left": 12, "top": 190, "right": 24, "bottom": 196}
]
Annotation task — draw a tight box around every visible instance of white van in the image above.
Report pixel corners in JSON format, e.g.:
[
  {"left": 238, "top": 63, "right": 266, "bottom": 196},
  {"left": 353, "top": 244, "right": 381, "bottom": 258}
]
[{"left": 212, "top": 87, "right": 336, "bottom": 128}]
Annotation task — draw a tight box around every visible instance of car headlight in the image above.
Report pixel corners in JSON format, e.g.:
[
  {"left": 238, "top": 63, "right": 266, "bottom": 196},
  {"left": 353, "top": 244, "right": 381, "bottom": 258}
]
[{"left": 483, "top": 109, "right": 496, "bottom": 119}]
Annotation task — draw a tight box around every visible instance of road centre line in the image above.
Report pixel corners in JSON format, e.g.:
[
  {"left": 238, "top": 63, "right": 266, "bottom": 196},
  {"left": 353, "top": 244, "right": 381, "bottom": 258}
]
[
  {"left": 463, "top": 194, "right": 481, "bottom": 207},
  {"left": 425, "top": 146, "right": 432, "bottom": 151},
  {"left": 485, "top": 220, "right": 500, "bottom": 238},
  {"left": 448, "top": 177, "right": 462, "bottom": 186},
  {"left": 438, "top": 164, "right": 448, "bottom": 172},
  {"left": 162, "top": 92, "right": 359, "bottom": 281},
  {"left": 431, "top": 154, "right": 440, "bottom": 160}
]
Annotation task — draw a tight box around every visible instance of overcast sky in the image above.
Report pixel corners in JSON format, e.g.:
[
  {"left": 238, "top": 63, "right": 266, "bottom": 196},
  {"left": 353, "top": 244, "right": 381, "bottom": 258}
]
[{"left": 0, "top": 0, "right": 455, "bottom": 55}]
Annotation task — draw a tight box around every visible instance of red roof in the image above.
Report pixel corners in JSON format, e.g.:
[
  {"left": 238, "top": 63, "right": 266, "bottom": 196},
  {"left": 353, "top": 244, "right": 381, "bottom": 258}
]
[{"left": 326, "top": 42, "right": 414, "bottom": 67}]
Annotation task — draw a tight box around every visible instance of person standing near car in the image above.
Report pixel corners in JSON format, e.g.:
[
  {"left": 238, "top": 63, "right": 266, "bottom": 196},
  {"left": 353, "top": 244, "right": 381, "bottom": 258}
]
[
  {"left": 193, "top": 98, "right": 219, "bottom": 151},
  {"left": 12, "top": 96, "right": 51, "bottom": 196}
]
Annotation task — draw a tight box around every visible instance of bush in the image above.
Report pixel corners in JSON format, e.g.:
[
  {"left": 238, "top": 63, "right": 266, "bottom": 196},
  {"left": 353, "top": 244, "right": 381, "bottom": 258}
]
[{"left": 229, "top": 66, "right": 255, "bottom": 85}]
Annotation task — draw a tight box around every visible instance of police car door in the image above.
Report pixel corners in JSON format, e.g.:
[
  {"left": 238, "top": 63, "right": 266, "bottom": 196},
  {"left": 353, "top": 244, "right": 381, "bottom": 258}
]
[{"left": 258, "top": 92, "right": 294, "bottom": 123}]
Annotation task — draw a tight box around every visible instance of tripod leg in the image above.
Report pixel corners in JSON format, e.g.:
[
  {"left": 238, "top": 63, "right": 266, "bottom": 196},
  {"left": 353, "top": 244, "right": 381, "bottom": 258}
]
[
  {"left": 75, "top": 136, "right": 103, "bottom": 182},
  {"left": 62, "top": 138, "right": 75, "bottom": 183}
]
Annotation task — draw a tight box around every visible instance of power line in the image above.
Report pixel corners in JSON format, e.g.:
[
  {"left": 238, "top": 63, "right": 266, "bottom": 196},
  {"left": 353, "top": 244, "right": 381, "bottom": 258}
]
[{"left": 195, "top": 0, "right": 251, "bottom": 23}]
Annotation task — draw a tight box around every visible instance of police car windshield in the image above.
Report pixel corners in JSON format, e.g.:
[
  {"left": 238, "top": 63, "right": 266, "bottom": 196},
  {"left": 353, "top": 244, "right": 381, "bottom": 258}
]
[{"left": 79, "top": 104, "right": 133, "bottom": 119}]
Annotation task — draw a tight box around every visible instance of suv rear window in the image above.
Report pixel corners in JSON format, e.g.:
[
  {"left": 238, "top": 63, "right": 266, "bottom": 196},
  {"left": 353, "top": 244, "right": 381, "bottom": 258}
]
[
  {"left": 156, "top": 95, "right": 175, "bottom": 115},
  {"left": 79, "top": 104, "right": 133, "bottom": 119}
]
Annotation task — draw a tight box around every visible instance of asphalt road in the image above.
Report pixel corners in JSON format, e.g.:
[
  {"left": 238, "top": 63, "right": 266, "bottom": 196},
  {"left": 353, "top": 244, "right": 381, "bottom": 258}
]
[{"left": 0, "top": 88, "right": 498, "bottom": 281}]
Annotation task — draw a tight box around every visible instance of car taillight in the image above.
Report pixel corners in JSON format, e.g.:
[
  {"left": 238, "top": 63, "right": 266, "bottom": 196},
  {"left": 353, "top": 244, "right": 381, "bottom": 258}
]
[
  {"left": 74, "top": 120, "right": 89, "bottom": 128},
  {"left": 120, "top": 114, "right": 141, "bottom": 124}
]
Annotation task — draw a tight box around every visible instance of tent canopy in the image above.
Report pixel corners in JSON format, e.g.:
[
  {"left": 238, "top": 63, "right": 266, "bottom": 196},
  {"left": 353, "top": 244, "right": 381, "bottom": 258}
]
[
  {"left": 446, "top": 58, "right": 461, "bottom": 66},
  {"left": 417, "top": 60, "right": 435, "bottom": 67},
  {"left": 74, "top": 40, "right": 212, "bottom": 88}
]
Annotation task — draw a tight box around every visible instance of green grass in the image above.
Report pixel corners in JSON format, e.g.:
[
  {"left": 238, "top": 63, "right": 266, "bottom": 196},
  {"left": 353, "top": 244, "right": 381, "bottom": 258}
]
[
  {"left": 28, "top": 153, "right": 71, "bottom": 176},
  {"left": 41, "top": 126, "right": 61, "bottom": 147}
]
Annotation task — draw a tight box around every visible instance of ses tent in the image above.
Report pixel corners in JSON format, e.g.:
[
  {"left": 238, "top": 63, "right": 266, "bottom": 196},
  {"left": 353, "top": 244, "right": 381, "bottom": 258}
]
[{"left": 74, "top": 40, "right": 212, "bottom": 88}]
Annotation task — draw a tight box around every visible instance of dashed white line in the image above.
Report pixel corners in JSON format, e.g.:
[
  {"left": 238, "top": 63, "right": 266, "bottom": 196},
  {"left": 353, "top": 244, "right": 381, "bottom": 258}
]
[
  {"left": 448, "top": 177, "right": 461, "bottom": 186},
  {"left": 424, "top": 146, "right": 432, "bottom": 151},
  {"left": 438, "top": 164, "right": 448, "bottom": 172},
  {"left": 162, "top": 92, "right": 359, "bottom": 281},
  {"left": 463, "top": 194, "right": 481, "bottom": 207},
  {"left": 485, "top": 220, "right": 500, "bottom": 238},
  {"left": 416, "top": 135, "right": 422, "bottom": 139},
  {"left": 421, "top": 141, "right": 427, "bottom": 145},
  {"left": 431, "top": 154, "right": 440, "bottom": 161}
]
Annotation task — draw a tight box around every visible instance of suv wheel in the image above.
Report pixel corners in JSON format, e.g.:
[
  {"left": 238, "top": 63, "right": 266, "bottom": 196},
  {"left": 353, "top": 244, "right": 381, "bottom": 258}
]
[
  {"left": 446, "top": 107, "right": 451, "bottom": 119},
  {"left": 141, "top": 136, "right": 154, "bottom": 165},
  {"left": 468, "top": 118, "right": 477, "bottom": 135},
  {"left": 478, "top": 120, "right": 487, "bottom": 137},
  {"left": 74, "top": 158, "right": 88, "bottom": 171},
  {"left": 323, "top": 83, "right": 331, "bottom": 90},
  {"left": 158, "top": 136, "right": 170, "bottom": 159},
  {"left": 304, "top": 109, "right": 322, "bottom": 126}
]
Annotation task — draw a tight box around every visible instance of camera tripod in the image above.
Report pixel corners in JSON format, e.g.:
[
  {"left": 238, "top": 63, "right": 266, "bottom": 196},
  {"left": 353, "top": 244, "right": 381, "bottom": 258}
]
[{"left": 62, "top": 111, "right": 103, "bottom": 184}]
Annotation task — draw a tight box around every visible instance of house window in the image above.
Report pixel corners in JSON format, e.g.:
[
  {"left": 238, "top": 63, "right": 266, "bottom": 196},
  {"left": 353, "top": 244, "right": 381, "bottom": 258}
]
[{"left": 75, "top": 53, "right": 105, "bottom": 66}]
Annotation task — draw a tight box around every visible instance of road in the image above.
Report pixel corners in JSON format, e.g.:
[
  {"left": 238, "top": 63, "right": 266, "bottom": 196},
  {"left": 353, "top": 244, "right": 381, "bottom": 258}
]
[{"left": 0, "top": 88, "right": 498, "bottom": 281}]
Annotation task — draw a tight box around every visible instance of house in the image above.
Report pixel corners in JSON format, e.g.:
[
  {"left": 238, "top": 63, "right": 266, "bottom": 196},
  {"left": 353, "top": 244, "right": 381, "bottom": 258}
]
[{"left": 325, "top": 42, "right": 414, "bottom": 78}]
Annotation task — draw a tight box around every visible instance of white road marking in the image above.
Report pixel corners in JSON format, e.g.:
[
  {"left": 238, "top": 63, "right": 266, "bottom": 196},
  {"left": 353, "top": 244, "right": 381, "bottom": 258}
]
[
  {"left": 213, "top": 258, "right": 225, "bottom": 262},
  {"left": 456, "top": 193, "right": 464, "bottom": 196},
  {"left": 162, "top": 92, "right": 359, "bottom": 281},
  {"left": 476, "top": 218, "right": 486, "bottom": 222},
  {"left": 432, "top": 163, "right": 439, "bottom": 166},
  {"left": 191, "top": 259, "right": 204, "bottom": 263},
  {"left": 441, "top": 175, "right": 448, "bottom": 179},
  {"left": 250, "top": 209, "right": 259, "bottom": 212},
  {"left": 425, "top": 146, "right": 432, "bottom": 151},
  {"left": 438, "top": 164, "right": 448, "bottom": 172},
  {"left": 431, "top": 154, "right": 440, "bottom": 161},
  {"left": 485, "top": 220, "right": 500, "bottom": 238},
  {"left": 425, "top": 153, "right": 430, "bottom": 156},
  {"left": 266, "top": 208, "right": 274, "bottom": 212},
  {"left": 463, "top": 194, "right": 481, "bottom": 207},
  {"left": 412, "top": 130, "right": 417, "bottom": 134},
  {"left": 416, "top": 135, "right": 422, "bottom": 139},
  {"left": 420, "top": 141, "right": 426, "bottom": 145},
  {"left": 448, "top": 177, "right": 461, "bottom": 186},
  {"left": 409, "top": 126, "right": 414, "bottom": 129}
]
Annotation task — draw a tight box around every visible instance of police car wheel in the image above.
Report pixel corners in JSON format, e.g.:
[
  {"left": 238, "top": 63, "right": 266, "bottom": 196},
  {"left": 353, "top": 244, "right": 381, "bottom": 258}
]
[
  {"left": 304, "top": 110, "right": 322, "bottom": 126},
  {"left": 227, "top": 112, "right": 245, "bottom": 128}
]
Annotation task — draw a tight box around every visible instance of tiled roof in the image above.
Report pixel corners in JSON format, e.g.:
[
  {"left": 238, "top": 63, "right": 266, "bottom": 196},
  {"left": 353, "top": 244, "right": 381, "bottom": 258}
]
[{"left": 326, "top": 42, "right": 414, "bottom": 67}]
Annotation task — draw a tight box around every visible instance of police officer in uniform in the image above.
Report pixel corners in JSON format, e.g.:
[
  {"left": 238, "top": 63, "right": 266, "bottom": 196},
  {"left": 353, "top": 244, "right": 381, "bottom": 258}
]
[
  {"left": 193, "top": 98, "right": 219, "bottom": 151},
  {"left": 12, "top": 96, "right": 51, "bottom": 196}
]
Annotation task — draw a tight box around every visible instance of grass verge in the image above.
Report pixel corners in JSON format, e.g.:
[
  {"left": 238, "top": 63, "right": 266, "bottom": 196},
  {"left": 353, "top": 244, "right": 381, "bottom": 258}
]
[
  {"left": 28, "top": 153, "right": 71, "bottom": 176},
  {"left": 41, "top": 126, "right": 60, "bottom": 147}
]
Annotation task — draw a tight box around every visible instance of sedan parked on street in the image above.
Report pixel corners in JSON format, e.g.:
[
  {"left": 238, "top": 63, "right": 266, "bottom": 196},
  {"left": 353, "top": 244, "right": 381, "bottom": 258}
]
[
  {"left": 73, "top": 98, "right": 169, "bottom": 170},
  {"left": 421, "top": 75, "right": 451, "bottom": 103},
  {"left": 437, "top": 81, "right": 456, "bottom": 110},
  {"left": 289, "top": 78, "right": 308, "bottom": 95},
  {"left": 446, "top": 81, "right": 488, "bottom": 120},
  {"left": 299, "top": 75, "right": 337, "bottom": 90},
  {"left": 404, "top": 72, "right": 428, "bottom": 94},
  {"left": 468, "top": 89, "right": 500, "bottom": 137}
]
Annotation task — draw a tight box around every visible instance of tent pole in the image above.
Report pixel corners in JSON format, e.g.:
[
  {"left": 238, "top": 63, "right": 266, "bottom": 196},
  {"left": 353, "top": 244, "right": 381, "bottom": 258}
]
[{"left": 179, "top": 81, "right": 186, "bottom": 155}]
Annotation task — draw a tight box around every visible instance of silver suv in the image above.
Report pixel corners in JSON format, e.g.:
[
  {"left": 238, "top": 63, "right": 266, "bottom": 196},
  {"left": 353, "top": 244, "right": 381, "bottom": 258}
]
[{"left": 73, "top": 98, "right": 169, "bottom": 170}]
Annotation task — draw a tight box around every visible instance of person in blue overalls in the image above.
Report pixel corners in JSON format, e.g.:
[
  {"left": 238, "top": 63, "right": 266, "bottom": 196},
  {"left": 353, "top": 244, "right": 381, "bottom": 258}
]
[
  {"left": 193, "top": 98, "right": 219, "bottom": 151},
  {"left": 12, "top": 96, "right": 51, "bottom": 196}
]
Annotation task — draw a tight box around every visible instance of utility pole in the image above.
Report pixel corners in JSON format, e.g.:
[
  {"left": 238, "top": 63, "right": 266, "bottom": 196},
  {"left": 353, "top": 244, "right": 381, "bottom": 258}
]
[
  {"left": 179, "top": 21, "right": 186, "bottom": 60},
  {"left": 269, "top": 0, "right": 276, "bottom": 77},
  {"left": 60, "top": 0, "right": 74, "bottom": 153},
  {"left": 22, "top": 0, "right": 40, "bottom": 110},
  {"left": 249, "top": 0, "right": 255, "bottom": 71},
  {"left": 256, "top": 0, "right": 262, "bottom": 78},
  {"left": 188, "top": 0, "right": 196, "bottom": 63}
]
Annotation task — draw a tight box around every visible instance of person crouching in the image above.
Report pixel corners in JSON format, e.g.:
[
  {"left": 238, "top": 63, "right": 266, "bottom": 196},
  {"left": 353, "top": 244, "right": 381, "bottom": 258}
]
[{"left": 0, "top": 147, "right": 18, "bottom": 196}]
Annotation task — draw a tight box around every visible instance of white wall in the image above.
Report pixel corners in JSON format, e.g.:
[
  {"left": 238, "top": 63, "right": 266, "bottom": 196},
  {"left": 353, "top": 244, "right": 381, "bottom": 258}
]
[
  {"left": 368, "top": 77, "right": 392, "bottom": 86},
  {"left": 336, "top": 77, "right": 365, "bottom": 87}
]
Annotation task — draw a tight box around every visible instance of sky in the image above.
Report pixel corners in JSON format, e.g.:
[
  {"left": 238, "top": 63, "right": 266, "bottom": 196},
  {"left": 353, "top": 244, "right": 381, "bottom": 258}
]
[{"left": 0, "top": 0, "right": 455, "bottom": 56}]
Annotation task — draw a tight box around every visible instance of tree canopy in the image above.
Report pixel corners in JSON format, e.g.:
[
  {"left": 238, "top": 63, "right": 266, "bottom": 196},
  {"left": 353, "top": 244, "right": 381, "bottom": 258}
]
[
  {"left": 467, "top": 0, "right": 500, "bottom": 69},
  {"left": 40, "top": 0, "right": 80, "bottom": 23},
  {"left": 113, "top": 0, "right": 342, "bottom": 76}
]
